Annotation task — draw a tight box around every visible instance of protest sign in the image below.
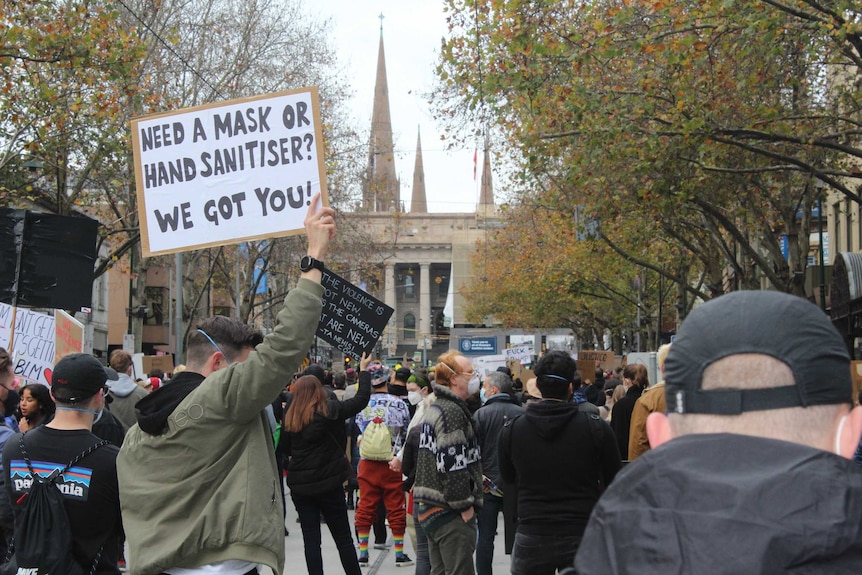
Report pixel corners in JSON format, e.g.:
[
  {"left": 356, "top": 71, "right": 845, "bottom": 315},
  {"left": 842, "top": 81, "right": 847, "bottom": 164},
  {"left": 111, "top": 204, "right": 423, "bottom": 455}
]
[
  {"left": 143, "top": 354, "right": 175, "bottom": 376},
  {"left": 54, "top": 309, "right": 84, "bottom": 363},
  {"left": 578, "top": 349, "right": 617, "bottom": 370},
  {"left": 132, "top": 87, "right": 328, "bottom": 256},
  {"left": 9, "top": 308, "right": 55, "bottom": 385},
  {"left": 504, "top": 345, "right": 532, "bottom": 365},
  {"left": 317, "top": 269, "right": 393, "bottom": 359},
  {"left": 0, "top": 303, "right": 12, "bottom": 351}
]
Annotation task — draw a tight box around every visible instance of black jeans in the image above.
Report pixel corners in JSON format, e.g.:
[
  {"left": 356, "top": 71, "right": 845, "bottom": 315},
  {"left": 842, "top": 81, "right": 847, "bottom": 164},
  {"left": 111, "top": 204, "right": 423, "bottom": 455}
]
[
  {"left": 476, "top": 494, "right": 503, "bottom": 575},
  {"left": 510, "top": 531, "right": 582, "bottom": 575},
  {"left": 292, "top": 487, "right": 361, "bottom": 575}
]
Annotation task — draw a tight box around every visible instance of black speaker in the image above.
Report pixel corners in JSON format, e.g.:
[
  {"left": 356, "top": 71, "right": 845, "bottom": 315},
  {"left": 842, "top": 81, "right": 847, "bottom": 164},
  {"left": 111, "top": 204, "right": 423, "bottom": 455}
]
[{"left": 0, "top": 209, "right": 98, "bottom": 310}]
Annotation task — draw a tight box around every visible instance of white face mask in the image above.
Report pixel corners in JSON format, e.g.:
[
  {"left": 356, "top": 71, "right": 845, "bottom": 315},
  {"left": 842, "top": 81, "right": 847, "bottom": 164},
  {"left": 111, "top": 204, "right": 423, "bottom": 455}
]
[
  {"left": 467, "top": 374, "right": 481, "bottom": 395},
  {"left": 407, "top": 391, "right": 422, "bottom": 405},
  {"left": 835, "top": 414, "right": 848, "bottom": 456}
]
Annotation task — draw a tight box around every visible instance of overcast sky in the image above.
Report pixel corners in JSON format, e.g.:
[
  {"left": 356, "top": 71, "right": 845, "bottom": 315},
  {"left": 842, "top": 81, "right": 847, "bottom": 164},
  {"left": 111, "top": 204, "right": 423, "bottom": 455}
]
[{"left": 314, "top": 0, "right": 485, "bottom": 213}]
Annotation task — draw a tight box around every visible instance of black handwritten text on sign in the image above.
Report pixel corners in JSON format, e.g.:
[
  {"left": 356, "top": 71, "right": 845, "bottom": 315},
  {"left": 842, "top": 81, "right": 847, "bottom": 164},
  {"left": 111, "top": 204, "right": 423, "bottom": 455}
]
[{"left": 316, "top": 269, "right": 393, "bottom": 359}]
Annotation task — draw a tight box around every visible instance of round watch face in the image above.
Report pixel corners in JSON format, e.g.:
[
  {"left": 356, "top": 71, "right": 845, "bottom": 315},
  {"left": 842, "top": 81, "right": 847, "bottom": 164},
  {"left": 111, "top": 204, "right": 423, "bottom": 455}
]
[{"left": 301, "top": 256, "right": 322, "bottom": 271}]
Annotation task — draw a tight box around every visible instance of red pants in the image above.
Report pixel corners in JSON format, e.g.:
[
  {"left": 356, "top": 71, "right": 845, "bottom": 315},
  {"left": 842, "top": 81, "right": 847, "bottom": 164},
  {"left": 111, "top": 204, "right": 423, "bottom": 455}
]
[{"left": 355, "top": 459, "right": 406, "bottom": 535}]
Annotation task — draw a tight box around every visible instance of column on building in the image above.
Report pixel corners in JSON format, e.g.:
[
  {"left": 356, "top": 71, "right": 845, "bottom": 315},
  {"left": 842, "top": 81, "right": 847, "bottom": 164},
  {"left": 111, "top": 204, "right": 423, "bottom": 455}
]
[
  {"left": 419, "top": 262, "right": 431, "bottom": 348},
  {"left": 385, "top": 263, "right": 397, "bottom": 354}
]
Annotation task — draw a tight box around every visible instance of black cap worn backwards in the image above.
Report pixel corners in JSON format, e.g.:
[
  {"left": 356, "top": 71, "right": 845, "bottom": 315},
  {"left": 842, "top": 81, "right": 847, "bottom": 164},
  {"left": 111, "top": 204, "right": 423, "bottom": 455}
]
[{"left": 665, "top": 291, "right": 851, "bottom": 415}]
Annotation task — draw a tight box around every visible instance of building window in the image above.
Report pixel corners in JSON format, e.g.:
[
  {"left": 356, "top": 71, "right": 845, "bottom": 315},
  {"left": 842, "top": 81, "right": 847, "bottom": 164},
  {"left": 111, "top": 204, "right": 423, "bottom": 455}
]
[{"left": 403, "top": 313, "right": 416, "bottom": 339}]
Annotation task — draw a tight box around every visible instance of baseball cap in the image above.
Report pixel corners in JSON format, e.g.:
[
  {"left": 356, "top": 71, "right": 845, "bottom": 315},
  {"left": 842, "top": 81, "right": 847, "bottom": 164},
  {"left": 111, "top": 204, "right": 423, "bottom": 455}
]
[
  {"left": 665, "top": 291, "right": 851, "bottom": 415},
  {"left": 52, "top": 353, "right": 119, "bottom": 403}
]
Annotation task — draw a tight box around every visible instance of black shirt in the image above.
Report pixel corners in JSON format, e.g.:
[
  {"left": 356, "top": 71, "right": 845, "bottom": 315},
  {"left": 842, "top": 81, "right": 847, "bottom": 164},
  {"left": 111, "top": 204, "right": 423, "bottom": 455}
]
[{"left": 3, "top": 426, "right": 122, "bottom": 574}]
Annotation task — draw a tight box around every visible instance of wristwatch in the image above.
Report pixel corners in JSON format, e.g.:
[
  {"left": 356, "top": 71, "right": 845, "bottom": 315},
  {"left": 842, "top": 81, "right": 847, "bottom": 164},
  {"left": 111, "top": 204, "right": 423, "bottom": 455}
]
[{"left": 300, "top": 255, "right": 324, "bottom": 273}]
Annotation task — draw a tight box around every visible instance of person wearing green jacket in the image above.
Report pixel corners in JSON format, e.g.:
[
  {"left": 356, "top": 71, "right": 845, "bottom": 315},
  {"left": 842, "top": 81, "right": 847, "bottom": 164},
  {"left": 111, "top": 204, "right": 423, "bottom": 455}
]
[{"left": 117, "top": 194, "right": 335, "bottom": 575}]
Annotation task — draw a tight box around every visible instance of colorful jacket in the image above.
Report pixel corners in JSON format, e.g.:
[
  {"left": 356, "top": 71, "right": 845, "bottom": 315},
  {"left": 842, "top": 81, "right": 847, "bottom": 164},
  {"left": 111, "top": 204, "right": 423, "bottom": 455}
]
[
  {"left": 413, "top": 384, "right": 482, "bottom": 533},
  {"left": 117, "top": 279, "right": 323, "bottom": 575}
]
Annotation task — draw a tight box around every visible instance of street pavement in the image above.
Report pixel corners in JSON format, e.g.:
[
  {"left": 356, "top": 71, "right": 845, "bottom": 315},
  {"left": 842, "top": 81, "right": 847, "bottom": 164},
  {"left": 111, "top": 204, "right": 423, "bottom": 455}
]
[{"left": 266, "top": 499, "right": 512, "bottom": 575}]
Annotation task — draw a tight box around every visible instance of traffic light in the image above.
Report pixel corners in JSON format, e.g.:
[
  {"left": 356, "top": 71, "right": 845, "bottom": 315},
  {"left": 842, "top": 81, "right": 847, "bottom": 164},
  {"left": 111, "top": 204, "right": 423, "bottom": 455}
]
[{"left": 344, "top": 356, "right": 352, "bottom": 369}]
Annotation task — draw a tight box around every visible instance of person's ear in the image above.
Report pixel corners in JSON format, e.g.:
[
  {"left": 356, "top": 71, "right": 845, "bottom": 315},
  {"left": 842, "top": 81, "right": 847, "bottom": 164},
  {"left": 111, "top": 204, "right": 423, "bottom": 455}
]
[
  {"left": 646, "top": 412, "right": 673, "bottom": 448},
  {"left": 837, "top": 405, "right": 862, "bottom": 459}
]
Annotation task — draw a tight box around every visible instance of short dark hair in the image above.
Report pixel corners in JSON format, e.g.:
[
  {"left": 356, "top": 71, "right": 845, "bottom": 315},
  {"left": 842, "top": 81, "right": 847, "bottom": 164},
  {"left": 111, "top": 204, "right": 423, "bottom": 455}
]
[
  {"left": 186, "top": 316, "right": 264, "bottom": 368},
  {"left": 534, "top": 350, "right": 576, "bottom": 400}
]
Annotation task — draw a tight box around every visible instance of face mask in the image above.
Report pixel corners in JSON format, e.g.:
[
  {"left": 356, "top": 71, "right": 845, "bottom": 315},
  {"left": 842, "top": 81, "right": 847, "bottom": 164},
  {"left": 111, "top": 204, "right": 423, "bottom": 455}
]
[
  {"left": 2, "top": 389, "right": 18, "bottom": 417},
  {"left": 407, "top": 391, "right": 422, "bottom": 405},
  {"left": 835, "top": 414, "right": 849, "bottom": 456},
  {"left": 467, "top": 374, "right": 481, "bottom": 395},
  {"left": 479, "top": 388, "right": 487, "bottom": 405}
]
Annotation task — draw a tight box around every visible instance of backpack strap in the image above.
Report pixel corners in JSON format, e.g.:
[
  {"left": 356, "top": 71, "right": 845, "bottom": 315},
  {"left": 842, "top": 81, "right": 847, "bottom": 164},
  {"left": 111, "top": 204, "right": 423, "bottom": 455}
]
[{"left": 19, "top": 432, "right": 110, "bottom": 485}]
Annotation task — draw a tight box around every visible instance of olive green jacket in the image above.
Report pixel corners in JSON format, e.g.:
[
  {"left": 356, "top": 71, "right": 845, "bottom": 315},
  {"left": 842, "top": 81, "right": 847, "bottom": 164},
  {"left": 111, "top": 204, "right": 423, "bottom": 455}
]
[{"left": 117, "top": 279, "right": 323, "bottom": 575}]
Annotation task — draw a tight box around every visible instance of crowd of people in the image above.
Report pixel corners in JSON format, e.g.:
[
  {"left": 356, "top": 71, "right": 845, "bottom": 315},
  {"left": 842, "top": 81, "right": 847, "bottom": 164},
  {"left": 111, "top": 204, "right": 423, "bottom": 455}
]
[{"left": 1, "top": 199, "right": 862, "bottom": 575}]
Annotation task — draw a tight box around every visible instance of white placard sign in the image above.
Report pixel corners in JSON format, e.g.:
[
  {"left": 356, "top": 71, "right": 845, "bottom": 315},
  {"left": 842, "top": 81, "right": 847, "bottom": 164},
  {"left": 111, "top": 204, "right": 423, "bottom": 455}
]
[
  {"left": 7, "top": 307, "right": 55, "bottom": 386},
  {"left": 0, "top": 303, "right": 13, "bottom": 351},
  {"left": 132, "top": 87, "right": 328, "bottom": 256},
  {"left": 505, "top": 345, "right": 532, "bottom": 364}
]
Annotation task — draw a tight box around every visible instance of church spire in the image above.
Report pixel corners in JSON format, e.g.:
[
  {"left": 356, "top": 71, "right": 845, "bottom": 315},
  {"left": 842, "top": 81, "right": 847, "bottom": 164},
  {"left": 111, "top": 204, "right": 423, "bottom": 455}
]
[
  {"left": 410, "top": 127, "right": 427, "bottom": 213},
  {"left": 364, "top": 21, "right": 400, "bottom": 212}
]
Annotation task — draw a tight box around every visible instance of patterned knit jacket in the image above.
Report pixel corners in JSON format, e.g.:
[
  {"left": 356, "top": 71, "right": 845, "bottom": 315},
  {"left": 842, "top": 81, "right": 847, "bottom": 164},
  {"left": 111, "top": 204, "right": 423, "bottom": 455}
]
[{"left": 413, "top": 383, "right": 483, "bottom": 528}]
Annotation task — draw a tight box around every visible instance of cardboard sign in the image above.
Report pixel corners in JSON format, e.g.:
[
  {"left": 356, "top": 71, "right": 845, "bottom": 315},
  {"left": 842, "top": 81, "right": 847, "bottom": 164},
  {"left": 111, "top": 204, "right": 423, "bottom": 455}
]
[
  {"left": 317, "top": 269, "right": 394, "bottom": 360},
  {"left": 577, "top": 360, "right": 598, "bottom": 384},
  {"left": 142, "top": 354, "right": 175, "bottom": 375},
  {"left": 54, "top": 310, "right": 84, "bottom": 363},
  {"left": 579, "top": 350, "right": 616, "bottom": 370},
  {"left": 132, "top": 87, "right": 328, "bottom": 256}
]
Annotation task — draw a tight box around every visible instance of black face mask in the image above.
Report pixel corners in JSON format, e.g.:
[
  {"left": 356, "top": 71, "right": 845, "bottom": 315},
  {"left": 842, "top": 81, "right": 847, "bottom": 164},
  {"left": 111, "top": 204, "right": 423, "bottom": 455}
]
[{"left": 2, "top": 389, "right": 19, "bottom": 417}]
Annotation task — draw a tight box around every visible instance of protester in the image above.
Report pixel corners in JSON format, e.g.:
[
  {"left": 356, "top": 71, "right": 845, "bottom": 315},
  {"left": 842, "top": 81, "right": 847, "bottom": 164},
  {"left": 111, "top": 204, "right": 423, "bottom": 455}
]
[
  {"left": 609, "top": 363, "right": 648, "bottom": 459},
  {"left": 499, "top": 350, "right": 621, "bottom": 575},
  {"left": 17, "top": 382, "right": 55, "bottom": 431},
  {"left": 117, "top": 195, "right": 335, "bottom": 575},
  {"left": 107, "top": 350, "right": 149, "bottom": 429},
  {"left": 413, "top": 351, "right": 482, "bottom": 575},
  {"left": 575, "top": 291, "right": 862, "bottom": 574},
  {"left": 284, "top": 353, "right": 372, "bottom": 575},
  {"left": 354, "top": 361, "right": 412, "bottom": 567},
  {"left": 3, "top": 353, "right": 122, "bottom": 574},
  {"left": 472, "top": 371, "right": 524, "bottom": 575},
  {"left": 627, "top": 343, "right": 671, "bottom": 460},
  {"left": 0, "top": 347, "right": 17, "bottom": 559}
]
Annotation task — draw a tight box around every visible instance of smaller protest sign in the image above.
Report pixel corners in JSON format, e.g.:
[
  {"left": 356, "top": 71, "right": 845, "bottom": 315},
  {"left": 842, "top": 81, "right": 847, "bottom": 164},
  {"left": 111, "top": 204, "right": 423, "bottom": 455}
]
[
  {"left": 578, "top": 349, "right": 617, "bottom": 370},
  {"left": 317, "top": 269, "right": 393, "bottom": 359},
  {"left": 143, "top": 354, "right": 175, "bottom": 376},
  {"left": 504, "top": 345, "right": 531, "bottom": 365},
  {"left": 54, "top": 310, "right": 84, "bottom": 363},
  {"left": 10, "top": 308, "right": 55, "bottom": 386}
]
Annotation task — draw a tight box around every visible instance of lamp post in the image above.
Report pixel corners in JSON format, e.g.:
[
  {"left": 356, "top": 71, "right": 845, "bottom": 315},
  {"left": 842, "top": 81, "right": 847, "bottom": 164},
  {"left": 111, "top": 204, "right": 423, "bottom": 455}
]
[{"left": 816, "top": 180, "right": 827, "bottom": 312}]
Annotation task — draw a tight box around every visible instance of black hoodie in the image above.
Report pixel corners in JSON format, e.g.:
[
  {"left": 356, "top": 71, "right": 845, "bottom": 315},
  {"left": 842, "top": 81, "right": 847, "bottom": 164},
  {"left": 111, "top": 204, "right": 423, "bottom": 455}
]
[
  {"left": 499, "top": 400, "right": 621, "bottom": 536},
  {"left": 135, "top": 371, "right": 206, "bottom": 435}
]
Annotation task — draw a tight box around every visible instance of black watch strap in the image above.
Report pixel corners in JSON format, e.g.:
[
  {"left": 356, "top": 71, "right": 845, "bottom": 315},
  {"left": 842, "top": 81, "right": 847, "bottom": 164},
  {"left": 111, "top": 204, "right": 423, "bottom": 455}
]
[{"left": 300, "top": 255, "right": 324, "bottom": 272}]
